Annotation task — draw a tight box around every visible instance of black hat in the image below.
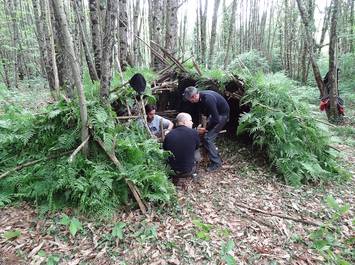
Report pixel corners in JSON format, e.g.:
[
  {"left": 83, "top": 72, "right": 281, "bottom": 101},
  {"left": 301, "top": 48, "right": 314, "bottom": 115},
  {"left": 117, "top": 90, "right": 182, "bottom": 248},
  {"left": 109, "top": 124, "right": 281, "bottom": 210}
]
[{"left": 129, "top": 73, "right": 146, "bottom": 95}]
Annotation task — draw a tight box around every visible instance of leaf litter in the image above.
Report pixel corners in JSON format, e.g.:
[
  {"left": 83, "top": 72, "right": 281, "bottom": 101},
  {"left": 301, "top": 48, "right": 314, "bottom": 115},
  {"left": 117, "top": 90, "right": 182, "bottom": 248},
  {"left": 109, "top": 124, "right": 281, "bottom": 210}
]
[{"left": 0, "top": 139, "right": 353, "bottom": 265}]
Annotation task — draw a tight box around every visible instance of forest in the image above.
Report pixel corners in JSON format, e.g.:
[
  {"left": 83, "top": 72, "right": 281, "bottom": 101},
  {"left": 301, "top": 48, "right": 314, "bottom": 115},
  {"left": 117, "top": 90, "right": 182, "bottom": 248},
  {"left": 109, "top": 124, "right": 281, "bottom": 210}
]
[{"left": 0, "top": 0, "right": 354, "bottom": 264}]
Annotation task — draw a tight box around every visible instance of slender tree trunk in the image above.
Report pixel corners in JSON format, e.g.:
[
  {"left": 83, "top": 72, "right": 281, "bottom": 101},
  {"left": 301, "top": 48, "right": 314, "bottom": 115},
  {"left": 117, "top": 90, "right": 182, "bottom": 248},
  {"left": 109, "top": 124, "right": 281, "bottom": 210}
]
[
  {"left": 208, "top": 0, "right": 220, "bottom": 68},
  {"left": 165, "top": 0, "right": 179, "bottom": 55},
  {"left": 326, "top": 0, "right": 342, "bottom": 123},
  {"left": 40, "top": 0, "right": 60, "bottom": 98},
  {"left": 296, "top": 0, "right": 325, "bottom": 97},
  {"left": 100, "top": 0, "right": 118, "bottom": 104},
  {"left": 73, "top": 0, "right": 99, "bottom": 82},
  {"left": 119, "top": 0, "right": 131, "bottom": 70},
  {"left": 51, "top": 0, "right": 89, "bottom": 155},
  {"left": 199, "top": 0, "right": 208, "bottom": 65},
  {"left": 223, "top": 0, "right": 237, "bottom": 69},
  {"left": 149, "top": 0, "right": 163, "bottom": 70},
  {"left": 132, "top": 0, "right": 140, "bottom": 66},
  {"left": 350, "top": 0, "right": 354, "bottom": 52},
  {"left": 89, "top": 0, "right": 102, "bottom": 78}
]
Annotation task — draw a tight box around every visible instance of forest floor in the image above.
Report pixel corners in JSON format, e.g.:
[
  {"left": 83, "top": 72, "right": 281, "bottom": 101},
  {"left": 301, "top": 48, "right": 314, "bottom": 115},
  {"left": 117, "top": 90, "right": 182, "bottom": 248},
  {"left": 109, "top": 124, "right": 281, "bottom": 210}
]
[{"left": 0, "top": 84, "right": 354, "bottom": 265}]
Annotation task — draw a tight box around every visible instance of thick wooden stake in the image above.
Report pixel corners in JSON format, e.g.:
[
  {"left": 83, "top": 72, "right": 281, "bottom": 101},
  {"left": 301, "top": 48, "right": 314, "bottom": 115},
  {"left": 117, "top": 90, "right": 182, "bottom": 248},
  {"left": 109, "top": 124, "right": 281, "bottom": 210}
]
[{"left": 95, "top": 137, "right": 147, "bottom": 214}]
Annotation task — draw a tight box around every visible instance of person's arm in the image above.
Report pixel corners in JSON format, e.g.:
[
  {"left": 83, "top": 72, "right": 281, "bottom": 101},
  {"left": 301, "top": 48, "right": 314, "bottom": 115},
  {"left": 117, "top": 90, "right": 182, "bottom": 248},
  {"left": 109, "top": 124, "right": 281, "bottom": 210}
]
[
  {"left": 205, "top": 97, "right": 220, "bottom": 130},
  {"left": 162, "top": 117, "right": 174, "bottom": 134}
]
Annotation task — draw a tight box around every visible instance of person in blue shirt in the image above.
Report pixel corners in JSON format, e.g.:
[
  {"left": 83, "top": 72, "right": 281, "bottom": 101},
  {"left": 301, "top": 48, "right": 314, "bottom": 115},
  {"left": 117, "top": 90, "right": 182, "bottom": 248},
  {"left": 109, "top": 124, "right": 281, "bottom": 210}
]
[{"left": 183, "top": 86, "right": 230, "bottom": 172}]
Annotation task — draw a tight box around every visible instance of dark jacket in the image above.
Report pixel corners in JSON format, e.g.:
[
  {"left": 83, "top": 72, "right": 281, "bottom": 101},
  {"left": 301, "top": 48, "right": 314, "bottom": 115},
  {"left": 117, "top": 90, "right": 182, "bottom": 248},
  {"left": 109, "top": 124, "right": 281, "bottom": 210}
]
[
  {"left": 163, "top": 125, "right": 200, "bottom": 173},
  {"left": 199, "top": 90, "right": 230, "bottom": 130}
]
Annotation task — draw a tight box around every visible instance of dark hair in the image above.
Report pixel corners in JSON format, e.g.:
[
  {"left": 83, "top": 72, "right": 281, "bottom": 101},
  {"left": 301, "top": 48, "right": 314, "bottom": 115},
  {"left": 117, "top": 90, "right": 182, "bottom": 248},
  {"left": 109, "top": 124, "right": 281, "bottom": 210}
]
[{"left": 145, "top": 104, "right": 156, "bottom": 114}]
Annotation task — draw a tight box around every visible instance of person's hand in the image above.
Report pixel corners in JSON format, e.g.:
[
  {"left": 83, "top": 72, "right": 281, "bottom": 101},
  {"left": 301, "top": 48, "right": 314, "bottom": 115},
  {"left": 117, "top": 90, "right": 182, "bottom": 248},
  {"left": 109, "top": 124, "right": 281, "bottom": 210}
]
[
  {"left": 197, "top": 127, "right": 208, "bottom": 135},
  {"left": 164, "top": 129, "right": 171, "bottom": 136}
]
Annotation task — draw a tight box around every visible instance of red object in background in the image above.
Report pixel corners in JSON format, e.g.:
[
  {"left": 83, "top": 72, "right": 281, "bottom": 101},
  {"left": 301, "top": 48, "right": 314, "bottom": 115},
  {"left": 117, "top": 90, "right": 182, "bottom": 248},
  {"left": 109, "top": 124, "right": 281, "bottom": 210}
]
[{"left": 320, "top": 98, "right": 329, "bottom": 111}]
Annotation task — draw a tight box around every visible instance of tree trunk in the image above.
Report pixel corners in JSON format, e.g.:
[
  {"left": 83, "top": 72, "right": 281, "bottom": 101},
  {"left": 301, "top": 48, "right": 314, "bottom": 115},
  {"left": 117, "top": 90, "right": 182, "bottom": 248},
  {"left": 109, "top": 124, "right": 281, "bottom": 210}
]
[
  {"left": 89, "top": 0, "right": 102, "bottom": 78},
  {"left": 132, "top": 0, "right": 140, "bottom": 66},
  {"left": 223, "top": 0, "right": 237, "bottom": 69},
  {"left": 296, "top": 0, "right": 325, "bottom": 97},
  {"left": 165, "top": 0, "right": 179, "bottom": 55},
  {"left": 326, "top": 0, "right": 342, "bottom": 123},
  {"left": 208, "top": 0, "right": 220, "bottom": 68},
  {"left": 100, "top": 0, "right": 118, "bottom": 104},
  {"left": 40, "top": 0, "right": 60, "bottom": 98},
  {"left": 199, "top": 0, "right": 208, "bottom": 65},
  {"left": 73, "top": 0, "right": 99, "bottom": 82},
  {"left": 51, "top": 0, "right": 89, "bottom": 155},
  {"left": 118, "top": 0, "right": 130, "bottom": 70},
  {"left": 149, "top": 0, "right": 164, "bottom": 70},
  {"left": 350, "top": 0, "right": 354, "bottom": 52}
]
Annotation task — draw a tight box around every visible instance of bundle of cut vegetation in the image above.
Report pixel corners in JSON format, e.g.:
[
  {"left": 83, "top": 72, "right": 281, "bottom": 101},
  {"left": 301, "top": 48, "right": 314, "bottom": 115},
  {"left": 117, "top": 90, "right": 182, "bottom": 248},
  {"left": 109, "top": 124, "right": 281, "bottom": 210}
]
[
  {"left": 0, "top": 93, "right": 176, "bottom": 217},
  {"left": 237, "top": 73, "right": 350, "bottom": 186}
]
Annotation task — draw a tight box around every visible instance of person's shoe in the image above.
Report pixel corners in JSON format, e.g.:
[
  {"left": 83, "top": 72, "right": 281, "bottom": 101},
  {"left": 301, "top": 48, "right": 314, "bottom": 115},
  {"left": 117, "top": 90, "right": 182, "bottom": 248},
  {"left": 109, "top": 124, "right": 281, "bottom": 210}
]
[
  {"left": 207, "top": 163, "right": 221, "bottom": 172},
  {"left": 192, "top": 173, "right": 201, "bottom": 182}
]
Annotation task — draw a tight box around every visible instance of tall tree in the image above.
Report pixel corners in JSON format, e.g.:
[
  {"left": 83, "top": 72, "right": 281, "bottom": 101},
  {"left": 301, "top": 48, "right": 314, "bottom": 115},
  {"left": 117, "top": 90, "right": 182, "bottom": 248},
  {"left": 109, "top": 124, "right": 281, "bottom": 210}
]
[
  {"left": 327, "top": 0, "right": 342, "bottom": 122},
  {"left": 73, "top": 0, "right": 98, "bottom": 82},
  {"left": 223, "top": 0, "right": 237, "bottom": 69},
  {"left": 199, "top": 0, "right": 208, "bottom": 65},
  {"left": 149, "top": 0, "right": 163, "bottom": 70},
  {"left": 165, "top": 0, "right": 179, "bottom": 54},
  {"left": 296, "top": 0, "right": 325, "bottom": 97},
  {"left": 51, "top": 0, "right": 89, "bottom": 154},
  {"left": 208, "top": 0, "right": 220, "bottom": 68},
  {"left": 100, "top": 0, "right": 118, "bottom": 104},
  {"left": 118, "top": 0, "right": 130, "bottom": 70},
  {"left": 89, "top": 0, "right": 102, "bottom": 78},
  {"left": 40, "top": 0, "right": 60, "bottom": 98}
]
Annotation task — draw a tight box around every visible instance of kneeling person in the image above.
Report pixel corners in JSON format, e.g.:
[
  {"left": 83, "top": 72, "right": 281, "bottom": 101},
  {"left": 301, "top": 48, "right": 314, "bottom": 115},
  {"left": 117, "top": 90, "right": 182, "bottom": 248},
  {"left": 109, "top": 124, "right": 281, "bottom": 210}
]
[{"left": 163, "top": 113, "right": 200, "bottom": 178}]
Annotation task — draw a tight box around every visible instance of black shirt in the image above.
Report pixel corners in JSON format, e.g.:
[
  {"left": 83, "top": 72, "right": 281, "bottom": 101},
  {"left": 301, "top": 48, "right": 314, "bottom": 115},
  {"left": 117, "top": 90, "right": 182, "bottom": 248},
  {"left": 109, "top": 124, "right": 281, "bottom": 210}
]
[
  {"left": 163, "top": 126, "right": 200, "bottom": 173},
  {"left": 199, "top": 90, "right": 230, "bottom": 130}
]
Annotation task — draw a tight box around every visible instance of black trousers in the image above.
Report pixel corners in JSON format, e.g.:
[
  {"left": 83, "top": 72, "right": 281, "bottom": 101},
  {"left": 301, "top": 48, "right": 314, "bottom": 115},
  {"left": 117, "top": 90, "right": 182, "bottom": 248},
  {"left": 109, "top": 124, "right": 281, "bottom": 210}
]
[{"left": 203, "top": 115, "right": 229, "bottom": 165}]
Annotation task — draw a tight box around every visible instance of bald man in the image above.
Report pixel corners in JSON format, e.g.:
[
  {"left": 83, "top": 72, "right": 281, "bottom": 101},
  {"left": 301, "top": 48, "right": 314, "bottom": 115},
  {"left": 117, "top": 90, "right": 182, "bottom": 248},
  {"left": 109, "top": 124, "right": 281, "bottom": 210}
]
[{"left": 163, "top": 113, "right": 200, "bottom": 178}]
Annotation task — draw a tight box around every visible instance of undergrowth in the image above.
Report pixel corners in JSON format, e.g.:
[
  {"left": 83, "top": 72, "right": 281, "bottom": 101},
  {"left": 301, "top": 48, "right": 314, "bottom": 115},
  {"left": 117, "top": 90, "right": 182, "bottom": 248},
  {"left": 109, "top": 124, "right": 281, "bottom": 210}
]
[
  {"left": 0, "top": 88, "right": 175, "bottom": 217},
  {"left": 238, "top": 72, "right": 350, "bottom": 186}
]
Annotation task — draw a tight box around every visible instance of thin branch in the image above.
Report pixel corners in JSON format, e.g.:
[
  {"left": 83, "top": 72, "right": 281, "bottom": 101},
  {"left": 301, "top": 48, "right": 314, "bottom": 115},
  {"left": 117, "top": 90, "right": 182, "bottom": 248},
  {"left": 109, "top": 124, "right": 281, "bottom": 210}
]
[
  {"left": 68, "top": 136, "right": 90, "bottom": 163},
  {"left": 0, "top": 150, "right": 73, "bottom": 180},
  {"left": 235, "top": 202, "right": 321, "bottom": 226}
]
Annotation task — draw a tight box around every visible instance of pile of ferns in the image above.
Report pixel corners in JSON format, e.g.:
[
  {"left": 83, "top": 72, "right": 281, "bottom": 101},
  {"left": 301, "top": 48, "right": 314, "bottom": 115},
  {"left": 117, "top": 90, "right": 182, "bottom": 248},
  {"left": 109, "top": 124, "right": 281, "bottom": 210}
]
[
  {"left": 238, "top": 73, "right": 349, "bottom": 186},
  {"left": 0, "top": 98, "right": 175, "bottom": 217}
]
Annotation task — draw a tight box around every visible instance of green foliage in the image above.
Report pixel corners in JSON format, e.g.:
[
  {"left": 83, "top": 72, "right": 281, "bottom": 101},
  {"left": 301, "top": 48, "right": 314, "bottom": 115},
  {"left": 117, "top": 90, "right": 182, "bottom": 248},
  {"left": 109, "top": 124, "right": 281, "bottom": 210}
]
[
  {"left": 112, "top": 222, "right": 126, "bottom": 240},
  {"left": 60, "top": 214, "right": 83, "bottom": 237},
  {"left": 220, "top": 240, "right": 236, "bottom": 265},
  {"left": 308, "top": 196, "right": 353, "bottom": 264},
  {"left": 0, "top": 90, "right": 175, "bottom": 217},
  {"left": 238, "top": 72, "right": 349, "bottom": 186},
  {"left": 192, "top": 219, "right": 213, "bottom": 240},
  {"left": 228, "top": 50, "right": 270, "bottom": 74},
  {"left": 3, "top": 230, "right": 21, "bottom": 240}
]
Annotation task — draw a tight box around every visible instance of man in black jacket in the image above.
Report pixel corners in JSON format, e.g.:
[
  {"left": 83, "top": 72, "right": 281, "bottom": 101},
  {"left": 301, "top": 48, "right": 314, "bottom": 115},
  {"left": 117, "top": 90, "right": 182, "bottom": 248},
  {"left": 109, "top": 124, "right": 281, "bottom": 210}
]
[
  {"left": 183, "top": 86, "right": 230, "bottom": 172},
  {"left": 163, "top": 113, "right": 200, "bottom": 177}
]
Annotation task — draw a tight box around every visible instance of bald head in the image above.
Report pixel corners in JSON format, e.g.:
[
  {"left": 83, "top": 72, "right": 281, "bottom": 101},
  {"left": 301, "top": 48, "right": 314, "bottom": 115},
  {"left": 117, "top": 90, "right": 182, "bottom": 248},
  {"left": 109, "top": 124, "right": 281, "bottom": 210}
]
[{"left": 176, "top": 112, "right": 193, "bottom": 128}]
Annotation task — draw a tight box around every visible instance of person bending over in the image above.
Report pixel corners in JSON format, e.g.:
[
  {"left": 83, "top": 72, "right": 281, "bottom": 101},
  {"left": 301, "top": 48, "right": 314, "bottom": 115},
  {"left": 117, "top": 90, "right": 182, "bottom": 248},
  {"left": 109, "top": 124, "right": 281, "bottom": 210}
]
[
  {"left": 163, "top": 113, "right": 200, "bottom": 179},
  {"left": 183, "top": 86, "right": 230, "bottom": 172},
  {"left": 144, "top": 104, "right": 173, "bottom": 137}
]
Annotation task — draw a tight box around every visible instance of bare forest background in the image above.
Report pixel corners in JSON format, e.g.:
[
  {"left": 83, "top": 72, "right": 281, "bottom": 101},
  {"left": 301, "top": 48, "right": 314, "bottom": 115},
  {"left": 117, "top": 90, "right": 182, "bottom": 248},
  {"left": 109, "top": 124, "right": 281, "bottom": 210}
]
[{"left": 0, "top": 0, "right": 354, "bottom": 94}]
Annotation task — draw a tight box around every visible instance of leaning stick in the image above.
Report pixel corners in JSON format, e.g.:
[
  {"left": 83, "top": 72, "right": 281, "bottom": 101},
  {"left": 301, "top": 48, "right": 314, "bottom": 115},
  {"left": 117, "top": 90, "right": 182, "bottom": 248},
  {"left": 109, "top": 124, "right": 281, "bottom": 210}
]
[
  {"left": 68, "top": 136, "right": 90, "bottom": 163},
  {"left": 95, "top": 137, "right": 147, "bottom": 214},
  {"left": 0, "top": 150, "right": 73, "bottom": 180}
]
